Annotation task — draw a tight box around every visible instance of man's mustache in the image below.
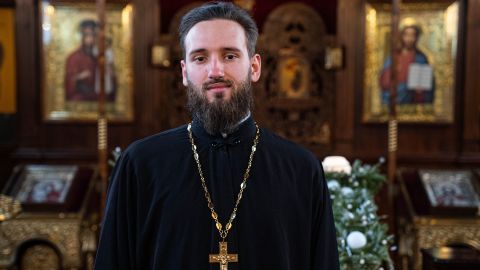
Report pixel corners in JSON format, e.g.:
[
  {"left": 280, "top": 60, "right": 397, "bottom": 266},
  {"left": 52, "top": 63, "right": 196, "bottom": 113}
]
[{"left": 202, "top": 78, "right": 233, "bottom": 91}]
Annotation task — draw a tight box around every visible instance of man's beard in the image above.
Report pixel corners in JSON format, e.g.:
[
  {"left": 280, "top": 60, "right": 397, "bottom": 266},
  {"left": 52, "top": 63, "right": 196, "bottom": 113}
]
[
  {"left": 186, "top": 75, "right": 253, "bottom": 135},
  {"left": 82, "top": 44, "right": 95, "bottom": 57}
]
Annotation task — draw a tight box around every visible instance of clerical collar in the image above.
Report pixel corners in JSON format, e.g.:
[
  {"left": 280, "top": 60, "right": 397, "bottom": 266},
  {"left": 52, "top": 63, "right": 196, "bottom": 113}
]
[
  {"left": 220, "top": 111, "right": 251, "bottom": 138},
  {"left": 191, "top": 113, "right": 256, "bottom": 145}
]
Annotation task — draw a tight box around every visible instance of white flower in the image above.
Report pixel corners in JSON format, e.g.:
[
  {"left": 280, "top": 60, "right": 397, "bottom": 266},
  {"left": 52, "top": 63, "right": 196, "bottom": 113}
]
[
  {"left": 327, "top": 180, "right": 340, "bottom": 190},
  {"left": 322, "top": 156, "right": 352, "bottom": 174},
  {"left": 346, "top": 231, "right": 367, "bottom": 249},
  {"left": 341, "top": 187, "right": 354, "bottom": 196}
]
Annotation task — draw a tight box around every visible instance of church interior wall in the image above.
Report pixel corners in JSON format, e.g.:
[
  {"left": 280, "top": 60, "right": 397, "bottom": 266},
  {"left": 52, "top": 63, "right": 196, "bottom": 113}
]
[
  {"left": 0, "top": 0, "right": 480, "bottom": 190},
  {"left": 0, "top": 0, "right": 478, "bottom": 223}
]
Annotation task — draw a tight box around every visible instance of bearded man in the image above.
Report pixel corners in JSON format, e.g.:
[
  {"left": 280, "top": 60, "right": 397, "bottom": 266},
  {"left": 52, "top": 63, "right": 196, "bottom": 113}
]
[
  {"left": 380, "top": 25, "right": 434, "bottom": 104},
  {"left": 94, "top": 2, "right": 339, "bottom": 270},
  {"left": 64, "top": 20, "right": 98, "bottom": 101}
]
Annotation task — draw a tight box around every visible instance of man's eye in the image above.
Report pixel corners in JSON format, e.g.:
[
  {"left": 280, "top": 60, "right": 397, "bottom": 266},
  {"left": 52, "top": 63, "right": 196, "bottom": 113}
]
[
  {"left": 194, "top": 56, "right": 206, "bottom": 62},
  {"left": 225, "top": 54, "right": 237, "bottom": 60}
]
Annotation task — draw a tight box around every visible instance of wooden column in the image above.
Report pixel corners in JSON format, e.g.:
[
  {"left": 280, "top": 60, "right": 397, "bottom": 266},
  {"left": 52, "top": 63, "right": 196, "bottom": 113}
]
[
  {"left": 387, "top": 0, "right": 401, "bottom": 231},
  {"left": 335, "top": 0, "right": 361, "bottom": 157},
  {"left": 96, "top": 0, "right": 108, "bottom": 214}
]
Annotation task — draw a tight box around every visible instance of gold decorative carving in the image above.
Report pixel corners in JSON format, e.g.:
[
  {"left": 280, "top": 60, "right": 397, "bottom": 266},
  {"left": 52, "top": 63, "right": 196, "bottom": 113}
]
[
  {"left": 418, "top": 222, "right": 480, "bottom": 269},
  {"left": 398, "top": 217, "right": 480, "bottom": 270},
  {"left": 397, "top": 168, "right": 480, "bottom": 270},
  {"left": 1, "top": 218, "right": 82, "bottom": 268},
  {"left": 0, "top": 165, "right": 97, "bottom": 269},
  {"left": 257, "top": 3, "right": 333, "bottom": 148},
  {"left": 20, "top": 245, "right": 60, "bottom": 270},
  {"left": 0, "top": 195, "right": 21, "bottom": 222}
]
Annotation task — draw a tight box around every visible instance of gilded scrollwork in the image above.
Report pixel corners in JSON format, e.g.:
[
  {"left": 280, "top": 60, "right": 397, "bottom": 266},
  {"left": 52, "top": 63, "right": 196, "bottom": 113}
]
[
  {"left": 0, "top": 195, "right": 22, "bottom": 222},
  {"left": 1, "top": 218, "right": 83, "bottom": 268},
  {"left": 20, "top": 245, "right": 60, "bottom": 270},
  {"left": 399, "top": 218, "right": 480, "bottom": 270},
  {"left": 256, "top": 3, "right": 333, "bottom": 148}
]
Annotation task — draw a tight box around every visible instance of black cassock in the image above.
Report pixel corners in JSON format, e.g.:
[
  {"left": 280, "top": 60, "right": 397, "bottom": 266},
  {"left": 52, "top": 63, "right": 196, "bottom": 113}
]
[{"left": 94, "top": 117, "right": 339, "bottom": 270}]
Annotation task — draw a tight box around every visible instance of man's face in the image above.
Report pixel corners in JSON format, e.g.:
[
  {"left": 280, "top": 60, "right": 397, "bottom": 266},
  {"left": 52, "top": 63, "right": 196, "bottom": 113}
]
[
  {"left": 181, "top": 19, "right": 261, "bottom": 104},
  {"left": 401, "top": 27, "right": 418, "bottom": 50},
  {"left": 81, "top": 27, "right": 96, "bottom": 48}
]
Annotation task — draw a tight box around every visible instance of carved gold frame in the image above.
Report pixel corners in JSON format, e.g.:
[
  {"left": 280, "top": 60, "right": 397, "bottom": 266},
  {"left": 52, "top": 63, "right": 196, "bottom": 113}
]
[
  {"left": 41, "top": 1, "right": 134, "bottom": 122},
  {"left": 362, "top": 1, "right": 459, "bottom": 123}
]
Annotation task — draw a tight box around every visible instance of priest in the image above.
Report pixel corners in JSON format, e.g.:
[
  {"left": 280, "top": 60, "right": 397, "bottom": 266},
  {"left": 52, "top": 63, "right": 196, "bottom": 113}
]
[{"left": 94, "top": 2, "right": 339, "bottom": 269}]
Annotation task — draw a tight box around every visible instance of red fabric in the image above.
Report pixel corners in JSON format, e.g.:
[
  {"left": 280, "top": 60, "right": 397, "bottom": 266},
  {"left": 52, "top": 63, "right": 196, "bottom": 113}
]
[
  {"left": 64, "top": 48, "right": 97, "bottom": 101},
  {"left": 380, "top": 50, "right": 415, "bottom": 90},
  {"left": 397, "top": 50, "right": 415, "bottom": 83}
]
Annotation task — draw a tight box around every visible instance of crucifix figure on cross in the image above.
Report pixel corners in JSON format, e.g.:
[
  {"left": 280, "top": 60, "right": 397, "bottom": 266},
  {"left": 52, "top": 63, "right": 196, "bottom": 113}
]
[{"left": 209, "top": 242, "right": 238, "bottom": 270}]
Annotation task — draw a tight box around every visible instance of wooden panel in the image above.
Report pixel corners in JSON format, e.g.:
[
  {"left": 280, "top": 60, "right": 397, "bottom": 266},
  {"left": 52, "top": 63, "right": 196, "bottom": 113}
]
[
  {"left": 463, "top": 0, "right": 480, "bottom": 151},
  {"left": 3, "top": 0, "right": 480, "bottom": 185},
  {"left": 15, "top": 0, "right": 39, "bottom": 147},
  {"left": 334, "top": 0, "right": 360, "bottom": 154}
]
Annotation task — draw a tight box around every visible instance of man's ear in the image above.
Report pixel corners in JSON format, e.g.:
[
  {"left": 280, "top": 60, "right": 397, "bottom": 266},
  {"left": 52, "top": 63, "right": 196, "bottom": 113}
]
[
  {"left": 181, "top": 60, "right": 188, "bottom": 86},
  {"left": 250, "top": 54, "right": 261, "bottom": 82}
]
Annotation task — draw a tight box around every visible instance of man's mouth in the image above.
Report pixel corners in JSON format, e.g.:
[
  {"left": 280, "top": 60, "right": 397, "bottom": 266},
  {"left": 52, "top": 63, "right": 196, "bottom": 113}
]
[{"left": 205, "top": 82, "right": 232, "bottom": 93}]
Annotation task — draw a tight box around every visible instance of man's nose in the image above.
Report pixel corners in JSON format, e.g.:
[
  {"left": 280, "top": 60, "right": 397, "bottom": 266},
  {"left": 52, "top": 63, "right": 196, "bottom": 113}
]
[{"left": 208, "top": 57, "right": 225, "bottom": 79}]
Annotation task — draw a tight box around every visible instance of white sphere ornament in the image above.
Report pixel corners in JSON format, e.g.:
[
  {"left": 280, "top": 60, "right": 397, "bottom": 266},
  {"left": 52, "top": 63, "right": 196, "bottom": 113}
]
[
  {"left": 327, "top": 180, "right": 340, "bottom": 190},
  {"left": 341, "top": 187, "right": 354, "bottom": 196},
  {"left": 322, "top": 156, "right": 352, "bottom": 174},
  {"left": 347, "top": 231, "right": 367, "bottom": 250}
]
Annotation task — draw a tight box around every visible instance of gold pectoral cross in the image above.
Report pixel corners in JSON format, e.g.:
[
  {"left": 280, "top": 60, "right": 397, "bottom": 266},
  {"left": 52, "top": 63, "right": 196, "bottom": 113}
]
[{"left": 209, "top": 242, "right": 238, "bottom": 270}]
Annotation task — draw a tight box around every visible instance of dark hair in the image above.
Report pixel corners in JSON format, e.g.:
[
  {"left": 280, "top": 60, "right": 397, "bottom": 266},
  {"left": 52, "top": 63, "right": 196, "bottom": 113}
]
[
  {"left": 79, "top": 19, "right": 97, "bottom": 32},
  {"left": 178, "top": 1, "right": 258, "bottom": 58},
  {"left": 402, "top": 25, "right": 421, "bottom": 38}
]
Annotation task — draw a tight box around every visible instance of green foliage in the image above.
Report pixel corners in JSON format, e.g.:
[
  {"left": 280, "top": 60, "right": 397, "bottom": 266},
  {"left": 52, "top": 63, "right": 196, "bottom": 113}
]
[
  {"left": 326, "top": 159, "right": 386, "bottom": 194},
  {"left": 326, "top": 159, "right": 394, "bottom": 270}
]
